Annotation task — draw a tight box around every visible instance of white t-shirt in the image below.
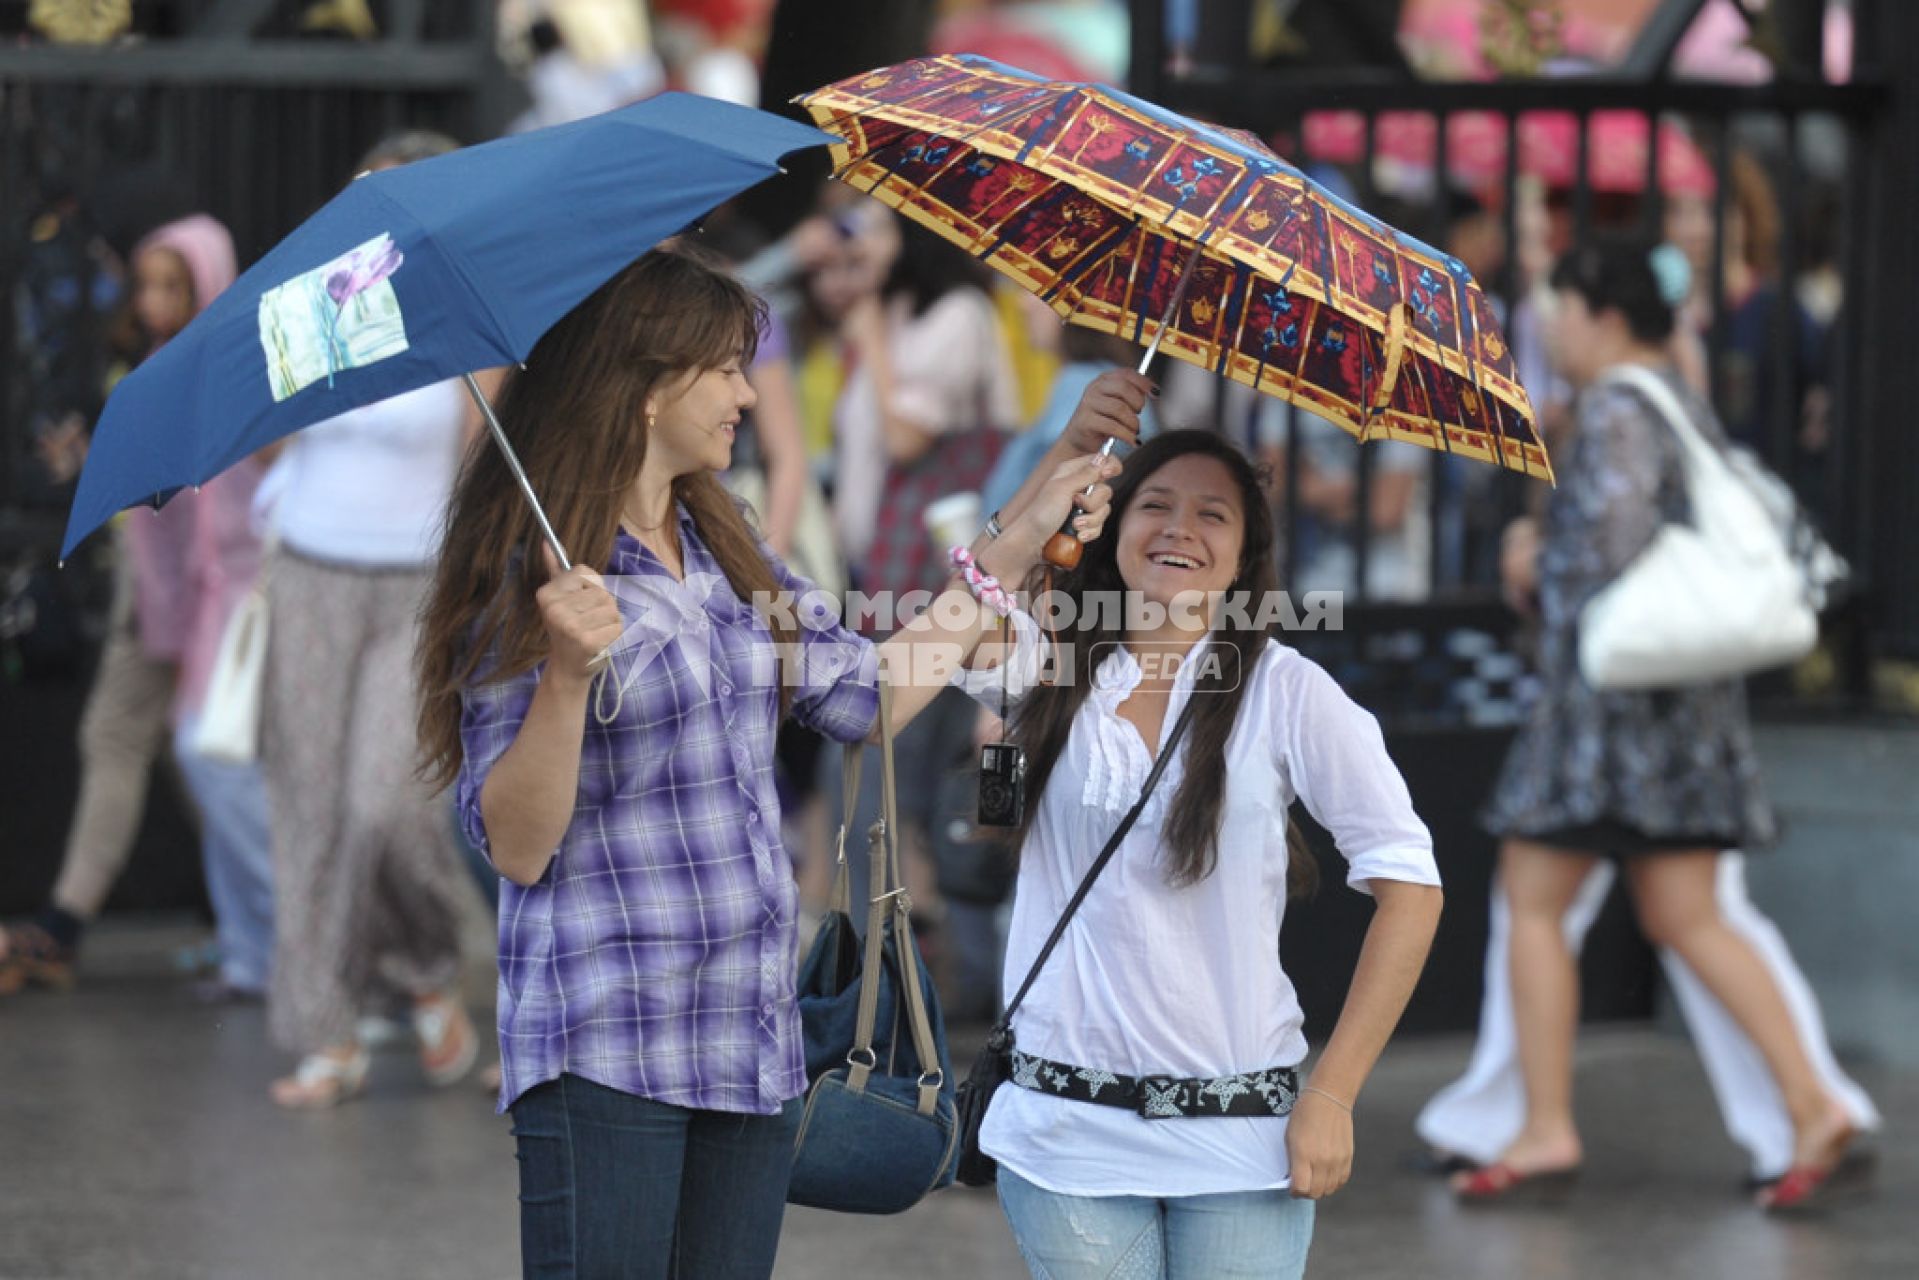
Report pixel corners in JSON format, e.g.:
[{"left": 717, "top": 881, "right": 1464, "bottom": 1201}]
[
  {"left": 274, "top": 379, "right": 467, "bottom": 567},
  {"left": 832, "top": 288, "right": 1020, "bottom": 565},
  {"left": 954, "top": 615, "right": 1439, "bottom": 1197}
]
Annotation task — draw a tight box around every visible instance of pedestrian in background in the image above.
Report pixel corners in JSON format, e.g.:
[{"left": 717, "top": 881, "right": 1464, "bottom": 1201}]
[
  {"left": 1462, "top": 236, "right": 1864, "bottom": 1212},
  {"left": 259, "top": 131, "right": 489, "bottom": 1108},
  {"left": 0, "top": 213, "right": 239, "bottom": 996}
]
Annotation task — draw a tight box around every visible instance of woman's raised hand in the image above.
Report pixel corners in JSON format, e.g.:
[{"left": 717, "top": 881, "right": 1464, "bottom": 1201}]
[
  {"left": 979, "top": 451, "right": 1122, "bottom": 581},
  {"left": 536, "top": 546, "right": 624, "bottom": 684},
  {"left": 1057, "top": 368, "right": 1153, "bottom": 456}
]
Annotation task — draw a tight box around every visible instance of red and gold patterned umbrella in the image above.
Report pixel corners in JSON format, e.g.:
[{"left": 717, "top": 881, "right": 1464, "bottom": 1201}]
[{"left": 798, "top": 54, "right": 1551, "bottom": 484}]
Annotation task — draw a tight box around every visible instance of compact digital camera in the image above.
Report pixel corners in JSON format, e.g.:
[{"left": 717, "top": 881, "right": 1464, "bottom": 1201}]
[{"left": 977, "top": 741, "right": 1027, "bottom": 828}]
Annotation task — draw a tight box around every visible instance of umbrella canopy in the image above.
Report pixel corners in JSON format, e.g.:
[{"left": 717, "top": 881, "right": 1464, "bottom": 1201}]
[
  {"left": 63, "top": 92, "right": 834, "bottom": 559},
  {"left": 798, "top": 54, "right": 1549, "bottom": 482}
]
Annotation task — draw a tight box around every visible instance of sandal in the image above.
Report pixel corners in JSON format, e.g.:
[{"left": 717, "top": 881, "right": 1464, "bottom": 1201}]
[
  {"left": 1760, "top": 1141, "right": 1876, "bottom": 1214},
  {"left": 1453, "top": 1162, "right": 1581, "bottom": 1205},
  {"left": 271, "top": 1046, "right": 371, "bottom": 1109},
  {"left": 413, "top": 994, "right": 478, "bottom": 1087},
  {"left": 0, "top": 922, "right": 77, "bottom": 996}
]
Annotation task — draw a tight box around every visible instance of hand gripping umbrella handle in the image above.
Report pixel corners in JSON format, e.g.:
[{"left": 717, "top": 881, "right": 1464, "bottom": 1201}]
[
  {"left": 463, "top": 374, "right": 611, "bottom": 674},
  {"left": 1041, "top": 239, "right": 1206, "bottom": 570}
]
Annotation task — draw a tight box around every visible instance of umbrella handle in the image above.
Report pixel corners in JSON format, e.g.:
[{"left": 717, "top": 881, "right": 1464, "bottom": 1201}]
[{"left": 1041, "top": 435, "right": 1119, "bottom": 570}]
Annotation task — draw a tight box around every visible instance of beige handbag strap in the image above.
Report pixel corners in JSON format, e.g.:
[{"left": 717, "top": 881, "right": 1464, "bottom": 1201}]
[{"left": 845, "top": 681, "right": 946, "bottom": 1115}]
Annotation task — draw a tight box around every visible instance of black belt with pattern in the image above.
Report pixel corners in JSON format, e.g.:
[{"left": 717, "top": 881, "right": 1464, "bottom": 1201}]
[{"left": 1008, "top": 1049, "right": 1300, "bottom": 1120}]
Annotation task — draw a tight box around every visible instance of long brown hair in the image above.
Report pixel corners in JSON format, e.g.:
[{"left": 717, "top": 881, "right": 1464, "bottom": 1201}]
[
  {"left": 416, "top": 246, "right": 794, "bottom": 787},
  {"left": 1012, "top": 429, "right": 1318, "bottom": 898}
]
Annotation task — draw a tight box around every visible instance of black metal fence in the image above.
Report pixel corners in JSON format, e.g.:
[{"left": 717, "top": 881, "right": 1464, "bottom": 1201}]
[
  {"left": 0, "top": 16, "right": 510, "bottom": 536},
  {"left": 1124, "top": 0, "right": 1911, "bottom": 719}
]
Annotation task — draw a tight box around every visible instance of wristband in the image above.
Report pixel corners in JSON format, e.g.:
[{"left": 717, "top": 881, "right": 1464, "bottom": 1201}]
[
  {"left": 984, "top": 510, "right": 1005, "bottom": 540},
  {"left": 1301, "top": 1084, "right": 1353, "bottom": 1113},
  {"left": 948, "top": 544, "right": 1014, "bottom": 618}
]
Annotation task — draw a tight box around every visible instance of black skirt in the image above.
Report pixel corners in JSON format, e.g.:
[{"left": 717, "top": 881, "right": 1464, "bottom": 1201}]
[{"left": 1516, "top": 817, "right": 1743, "bottom": 860}]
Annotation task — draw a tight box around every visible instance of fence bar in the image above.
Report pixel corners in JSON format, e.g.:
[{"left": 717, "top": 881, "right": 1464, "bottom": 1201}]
[
  {"left": 1767, "top": 114, "right": 1802, "bottom": 479},
  {"left": 1353, "top": 110, "right": 1378, "bottom": 602},
  {"left": 1707, "top": 122, "right": 1732, "bottom": 418},
  {"left": 1429, "top": 108, "right": 1451, "bottom": 591},
  {"left": 1169, "top": 71, "right": 1880, "bottom": 118}
]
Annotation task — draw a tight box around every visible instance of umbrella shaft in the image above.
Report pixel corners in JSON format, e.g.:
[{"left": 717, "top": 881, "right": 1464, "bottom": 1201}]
[
  {"left": 1074, "top": 238, "right": 1207, "bottom": 498},
  {"left": 463, "top": 372, "right": 573, "bottom": 573},
  {"left": 1135, "top": 238, "right": 1207, "bottom": 376}
]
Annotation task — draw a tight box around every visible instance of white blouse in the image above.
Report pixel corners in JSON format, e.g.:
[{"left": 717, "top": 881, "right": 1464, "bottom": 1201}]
[
  {"left": 831, "top": 287, "right": 1020, "bottom": 564},
  {"left": 954, "top": 612, "right": 1440, "bottom": 1197},
  {"left": 273, "top": 379, "right": 468, "bottom": 568}
]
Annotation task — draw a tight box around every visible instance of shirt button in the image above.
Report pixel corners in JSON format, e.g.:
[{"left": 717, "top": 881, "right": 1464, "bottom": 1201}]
[
  {"left": 747, "top": 810, "right": 760, "bottom": 824},
  {"left": 762, "top": 1003, "right": 775, "bottom": 1016}
]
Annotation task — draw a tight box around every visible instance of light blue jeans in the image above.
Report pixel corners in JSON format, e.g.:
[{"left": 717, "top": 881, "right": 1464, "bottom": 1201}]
[
  {"left": 998, "top": 1167, "right": 1315, "bottom": 1280},
  {"left": 173, "top": 716, "right": 276, "bottom": 992}
]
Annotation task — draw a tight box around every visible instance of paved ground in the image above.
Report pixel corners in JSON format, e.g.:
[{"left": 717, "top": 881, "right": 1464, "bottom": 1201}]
[{"left": 0, "top": 920, "right": 1910, "bottom": 1280}]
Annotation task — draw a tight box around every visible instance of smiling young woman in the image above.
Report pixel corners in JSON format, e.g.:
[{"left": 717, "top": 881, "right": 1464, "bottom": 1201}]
[
  {"left": 412, "top": 243, "right": 1141, "bottom": 1280},
  {"left": 955, "top": 429, "right": 1444, "bottom": 1279}
]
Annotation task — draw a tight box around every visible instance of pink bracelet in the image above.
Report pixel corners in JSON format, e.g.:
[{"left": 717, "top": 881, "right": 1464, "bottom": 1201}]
[{"left": 948, "top": 545, "right": 1014, "bottom": 618}]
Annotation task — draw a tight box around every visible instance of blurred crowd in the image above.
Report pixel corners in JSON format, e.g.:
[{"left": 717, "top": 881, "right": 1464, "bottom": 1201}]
[{"left": 0, "top": 0, "right": 1856, "bottom": 1122}]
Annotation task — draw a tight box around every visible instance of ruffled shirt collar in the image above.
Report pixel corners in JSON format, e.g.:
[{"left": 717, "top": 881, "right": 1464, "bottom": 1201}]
[{"left": 1081, "top": 642, "right": 1203, "bottom": 815}]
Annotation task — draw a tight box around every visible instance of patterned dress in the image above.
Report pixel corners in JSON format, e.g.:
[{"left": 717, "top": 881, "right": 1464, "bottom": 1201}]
[{"left": 1483, "top": 364, "right": 1776, "bottom": 853}]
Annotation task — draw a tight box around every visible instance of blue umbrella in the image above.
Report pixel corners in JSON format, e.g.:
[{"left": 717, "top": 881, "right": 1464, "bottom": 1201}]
[{"left": 62, "top": 92, "right": 834, "bottom": 562}]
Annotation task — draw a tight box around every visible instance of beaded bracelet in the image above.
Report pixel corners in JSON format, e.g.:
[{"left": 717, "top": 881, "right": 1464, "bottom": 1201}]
[{"left": 948, "top": 544, "right": 1014, "bottom": 618}]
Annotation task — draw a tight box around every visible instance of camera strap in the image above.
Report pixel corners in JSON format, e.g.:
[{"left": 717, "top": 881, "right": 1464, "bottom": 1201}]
[{"left": 990, "top": 688, "right": 1201, "bottom": 1039}]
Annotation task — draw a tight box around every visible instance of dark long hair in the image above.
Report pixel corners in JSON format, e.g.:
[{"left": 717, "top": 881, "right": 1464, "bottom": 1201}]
[
  {"left": 1011, "top": 429, "right": 1318, "bottom": 897},
  {"left": 416, "top": 246, "right": 793, "bottom": 787}
]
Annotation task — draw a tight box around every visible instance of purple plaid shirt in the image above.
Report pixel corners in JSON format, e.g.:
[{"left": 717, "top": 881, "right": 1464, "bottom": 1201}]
[{"left": 457, "top": 507, "right": 878, "bottom": 1114}]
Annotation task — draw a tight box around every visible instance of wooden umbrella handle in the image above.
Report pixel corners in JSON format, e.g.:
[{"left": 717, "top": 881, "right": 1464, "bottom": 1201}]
[
  {"left": 1041, "top": 433, "right": 1125, "bottom": 569},
  {"left": 1042, "top": 521, "right": 1085, "bottom": 570}
]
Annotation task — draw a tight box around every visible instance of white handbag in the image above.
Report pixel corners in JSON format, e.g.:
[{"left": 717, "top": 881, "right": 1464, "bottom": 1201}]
[
  {"left": 190, "top": 536, "right": 274, "bottom": 766},
  {"left": 1577, "top": 365, "right": 1817, "bottom": 690}
]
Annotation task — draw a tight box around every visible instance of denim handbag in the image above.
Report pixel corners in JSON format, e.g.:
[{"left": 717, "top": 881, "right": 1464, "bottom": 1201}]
[{"left": 790, "top": 682, "right": 959, "bottom": 1213}]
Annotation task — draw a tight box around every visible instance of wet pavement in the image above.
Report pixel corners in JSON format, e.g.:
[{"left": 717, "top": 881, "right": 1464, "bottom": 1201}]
[{"left": 0, "top": 920, "right": 1910, "bottom": 1280}]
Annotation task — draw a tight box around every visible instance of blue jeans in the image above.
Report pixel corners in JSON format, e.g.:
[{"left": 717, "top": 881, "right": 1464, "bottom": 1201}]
[
  {"left": 998, "top": 1167, "right": 1315, "bottom": 1280},
  {"left": 510, "top": 1073, "right": 801, "bottom": 1280},
  {"left": 173, "top": 716, "right": 276, "bottom": 991}
]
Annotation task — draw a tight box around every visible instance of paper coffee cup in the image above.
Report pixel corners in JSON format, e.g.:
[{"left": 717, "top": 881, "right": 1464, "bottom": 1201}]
[{"left": 924, "top": 490, "right": 984, "bottom": 552}]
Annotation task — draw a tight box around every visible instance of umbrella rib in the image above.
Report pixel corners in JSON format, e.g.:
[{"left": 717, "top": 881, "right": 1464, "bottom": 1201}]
[
  {"left": 1409, "top": 357, "right": 1457, "bottom": 458},
  {"left": 1039, "top": 215, "right": 1140, "bottom": 307},
  {"left": 1126, "top": 233, "right": 1167, "bottom": 346},
  {"left": 1457, "top": 293, "right": 1511, "bottom": 472}
]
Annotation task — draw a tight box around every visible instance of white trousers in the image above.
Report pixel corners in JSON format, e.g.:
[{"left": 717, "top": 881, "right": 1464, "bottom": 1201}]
[{"left": 1415, "top": 854, "right": 1880, "bottom": 1179}]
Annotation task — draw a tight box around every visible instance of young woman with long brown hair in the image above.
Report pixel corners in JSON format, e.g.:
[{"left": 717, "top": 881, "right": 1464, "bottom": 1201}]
[
  {"left": 414, "top": 244, "right": 1142, "bottom": 1279},
  {"left": 956, "top": 429, "right": 1444, "bottom": 1280}
]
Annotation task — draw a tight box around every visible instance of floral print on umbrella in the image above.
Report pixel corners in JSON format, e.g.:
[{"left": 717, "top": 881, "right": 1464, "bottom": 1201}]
[{"left": 258, "top": 232, "right": 410, "bottom": 402}]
